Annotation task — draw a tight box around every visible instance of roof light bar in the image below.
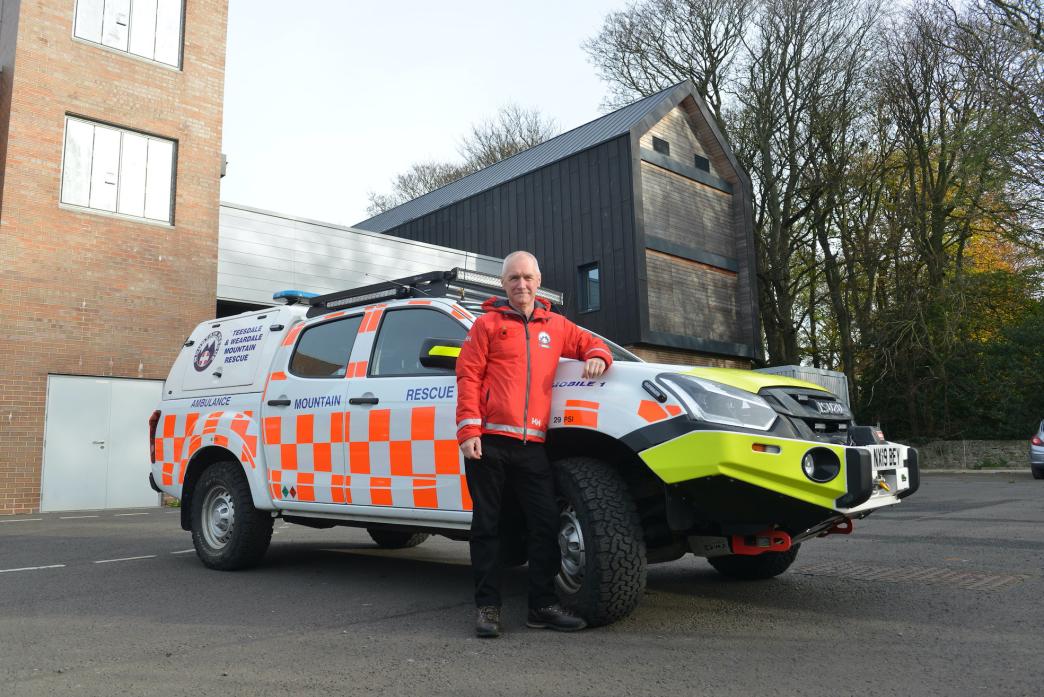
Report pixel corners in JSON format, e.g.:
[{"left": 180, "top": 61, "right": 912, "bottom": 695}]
[
  {"left": 273, "top": 289, "right": 319, "bottom": 305},
  {"left": 454, "top": 268, "right": 565, "bottom": 305},
  {"left": 325, "top": 287, "right": 399, "bottom": 309}
]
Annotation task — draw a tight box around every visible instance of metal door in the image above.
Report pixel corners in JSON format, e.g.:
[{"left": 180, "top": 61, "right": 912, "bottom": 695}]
[{"left": 41, "top": 375, "right": 162, "bottom": 512}]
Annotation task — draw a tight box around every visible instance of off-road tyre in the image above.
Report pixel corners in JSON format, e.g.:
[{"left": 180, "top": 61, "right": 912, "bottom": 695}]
[
  {"left": 366, "top": 529, "right": 430, "bottom": 549},
  {"left": 190, "top": 461, "right": 273, "bottom": 570},
  {"left": 553, "top": 456, "right": 646, "bottom": 627},
  {"left": 707, "top": 544, "right": 801, "bottom": 580}
]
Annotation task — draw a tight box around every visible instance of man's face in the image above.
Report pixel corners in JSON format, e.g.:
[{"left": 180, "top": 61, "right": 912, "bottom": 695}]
[{"left": 501, "top": 256, "right": 541, "bottom": 309}]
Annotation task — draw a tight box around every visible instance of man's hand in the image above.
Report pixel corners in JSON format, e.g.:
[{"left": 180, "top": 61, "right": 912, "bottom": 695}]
[
  {"left": 582, "top": 357, "right": 607, "bottom": 379},
  {"left": 460, "top": 436, "right": 482, "bottom": 460}
]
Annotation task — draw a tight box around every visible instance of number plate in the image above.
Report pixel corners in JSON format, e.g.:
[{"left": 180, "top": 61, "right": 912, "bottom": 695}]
[
  {"left": 814, "top": 400, "right": 845, "bottom": 415},
  {"left": 868, "top": 444, "right": 902, "bottom": 470}
]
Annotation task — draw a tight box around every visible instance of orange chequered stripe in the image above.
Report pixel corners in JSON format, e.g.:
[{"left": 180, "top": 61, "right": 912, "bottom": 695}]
[
  {"left": 413, "top": 478, "right": 438, "bottom": 508},
  {"left": 270, "top": 371, "right": 287, "bottom": 382},
  {"left": 330, "top": 411, "right": 346, "bottom": 442},
  {"left": 460, "top": 476, "right": 473, "bottom": 510},
  {"left": 369, "top": 409, "right": 390, "bottom": 441},
  {"left": 359, "top": 306, "right": 385, "bottom": 334},
  {"left": 565, "top": 399, "right": 600, "bottom": 410},
  {"left": 370, "top": 477, "right": 392, "bottom": 505},
  {"left": 390, "top": 441, "right": 412, "bottom": 476},
  {"left": 349, "top": 441, "right": 370, "bottom": 474},
  {"left": 411, "top": 406, "right": 435, "bottom": 440},
  {"left": 450, "top": 308, "right": 468, "bottom": 321},
  {"left": 163, "top": 414, "right": 176, "bottom": 438},
  {"left": 185, "top": 413, "right": 200, "bottom": 437},
  {"left": 325, "top": 311, "right": 347, "bottom": 319},
  {"left": 281, "top": 324, "right": 304, "bottom": 347},
  {"left": 202, "top": 412, "right": 223, "bottom": 435},
  {"left": 296, "top": 472, "right": 315, "bottom": 502},
  {"left": 263, "top": 416, "right": 282, "bottom": 445},
  {"left": 270, "top": 470, "right": 282, "bottom": 499},
  {"left": 434, "top": 440, "right": 461, "bottom": 474},
  {"left": 666, "top": 405, "right": 682, "bottom": 416},
  {"left": 331, "top": 473, "right": 348, "bottom": 503},
  {"left": 313, "top": 442, "right": 332, "bottom": 472},
  {"left": 280, "top": 444, "right": 298, "bottom": 470},
  {"left": 213, "top": 434, "right": 229, "bottom": 447},
  {"left": 345, "top": 361, "right": 368, "bottom": 378},
  {"left": 296, "top": 414, "right": 314, "bottom": 444},
  {"left": 154, "top": 438, "right": 165, "bottom": 462},
  {"left": 162, "top": 463, "right": 173, "bottom": 487},
  {"left": 408, "top": 300, "right": 432, "bottom": 305}
]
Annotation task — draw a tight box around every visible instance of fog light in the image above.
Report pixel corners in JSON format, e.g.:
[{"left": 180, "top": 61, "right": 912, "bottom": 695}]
[{"left": 801, "top": 447, "right": 841, "bottom": 483}]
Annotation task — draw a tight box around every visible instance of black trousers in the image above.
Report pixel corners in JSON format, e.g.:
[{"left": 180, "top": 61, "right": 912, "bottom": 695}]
[{"left": 465, "top": 434, "right": 560, "bottom": 609}]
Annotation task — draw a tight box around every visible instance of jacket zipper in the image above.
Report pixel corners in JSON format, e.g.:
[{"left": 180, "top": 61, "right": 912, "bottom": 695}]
[{"left": 522, "top": 315, "right": 531, "bottom": 443}]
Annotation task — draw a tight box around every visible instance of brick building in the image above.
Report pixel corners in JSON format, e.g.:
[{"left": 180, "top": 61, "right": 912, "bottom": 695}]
[{"left": 0, "top": 0, "right": 229, "bottom": 514}]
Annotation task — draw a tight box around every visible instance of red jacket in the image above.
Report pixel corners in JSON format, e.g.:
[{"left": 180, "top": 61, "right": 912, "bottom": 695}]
[{"left": 456, "top": 297, "right": 613, "bottom": 444}]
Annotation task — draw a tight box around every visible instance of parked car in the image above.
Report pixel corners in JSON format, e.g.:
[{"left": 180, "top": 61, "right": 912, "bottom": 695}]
[{"left": 1031, "top": 420, "right": 1044, "bottom": 479}]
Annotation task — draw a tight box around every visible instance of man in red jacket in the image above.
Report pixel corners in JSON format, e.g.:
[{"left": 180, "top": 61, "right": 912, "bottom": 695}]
[{"left": 456, "top": 251, "right": 612, "bottom": 637}]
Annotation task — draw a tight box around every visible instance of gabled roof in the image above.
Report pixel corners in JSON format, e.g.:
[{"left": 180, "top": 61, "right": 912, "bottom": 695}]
[{"left": 354, "top": 82, "right": 693, "bottom": 233}]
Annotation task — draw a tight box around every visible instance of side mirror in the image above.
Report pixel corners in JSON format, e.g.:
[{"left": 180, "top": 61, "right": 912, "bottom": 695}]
[{"left": 418, "top": 338, "right": 464, "bottom": 370}]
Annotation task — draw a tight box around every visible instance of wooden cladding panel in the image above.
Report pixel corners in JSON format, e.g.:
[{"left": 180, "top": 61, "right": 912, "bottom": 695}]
[
  {"left": 645, "top": 250, "right": 743, "bottom": 344},
  {"left": 382, "top": 137, "right": 641, "bottom": 345},
  {"left": 679, "top": 96, "right": 738, "bottom": 185},
  {"left": 639, "top": 105, "right": 719, "bottom": 176},
  {"left": 640, "top": 161, "right": 736, "bottom": 259}
]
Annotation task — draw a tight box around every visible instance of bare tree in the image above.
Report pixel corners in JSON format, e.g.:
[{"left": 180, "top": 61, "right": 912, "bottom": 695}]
[
  {"left": 583, "top": 0, "right": 751, "bottom": 121},
  {"left": 366, "top": 105, "right": 557, "bottom": 216}
]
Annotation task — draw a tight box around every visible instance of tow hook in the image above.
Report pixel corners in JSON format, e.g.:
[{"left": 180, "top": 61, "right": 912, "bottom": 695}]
[
  {"left": 730, "top": 529, "right": 792, "bottom": 555},
  {"left": 819, "top": 518, "right": 854, "bottom": 537}
]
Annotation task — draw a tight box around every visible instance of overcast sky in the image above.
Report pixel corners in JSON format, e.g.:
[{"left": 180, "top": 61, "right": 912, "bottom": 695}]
[{"left": 219, "top": 0, "right": 629, "bottom": 228}]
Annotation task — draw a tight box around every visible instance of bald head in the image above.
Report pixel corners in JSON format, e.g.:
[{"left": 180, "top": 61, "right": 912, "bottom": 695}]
[{"left": 500, "top": 251, "right": 542, "bottom": 316}]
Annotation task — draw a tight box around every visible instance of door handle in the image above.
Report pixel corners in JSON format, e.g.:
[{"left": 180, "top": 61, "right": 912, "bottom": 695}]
[
  {"left": 348, "top": 396, "right": 379, "bottom": 405},
  {"left": 91, "top": 440, "right": 105, "bottom": 444},
  {"left": 267, "top": 399, "right": 291, "bottom": 407}
]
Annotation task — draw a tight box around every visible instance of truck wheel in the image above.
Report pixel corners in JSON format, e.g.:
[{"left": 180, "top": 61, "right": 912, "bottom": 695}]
[
  {"left": 367, "top": 529, "right": 430, "bottom": 548},
  {"left": 707, "top": 544, "right": 801, "bottom": 580},
  {"left": 191, "top": 461, "right": 273, "bottom": 570},
  {"left": 553, "top": 457, "right": 646, "bottom": 626}
]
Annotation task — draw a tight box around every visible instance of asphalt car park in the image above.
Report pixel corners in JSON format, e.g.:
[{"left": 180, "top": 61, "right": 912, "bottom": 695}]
[{"left": 1, "top": 472, "right": 1042, "bottom": 697}]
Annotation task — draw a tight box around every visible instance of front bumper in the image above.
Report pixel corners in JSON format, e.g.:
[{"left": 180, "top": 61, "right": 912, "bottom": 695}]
[{"left": 638, "top": 429, "right": 917, "bottom": 515}]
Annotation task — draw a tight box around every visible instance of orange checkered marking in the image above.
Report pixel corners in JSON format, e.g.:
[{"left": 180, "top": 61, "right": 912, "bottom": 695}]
[
  {"left": 330, "top": 411, "right": 346, "bottom": 443},
  {"left": 213, "top": 434, "right": 229, "bottom": 448},
  {"left": 185, "top": 413, "right": 200, "bottom": 438},
  {"left": 566, "top": 399, "right": 599, "bottom": 410},
  {"left": 369, "top": 409, "right": 391, "bottom": 442},
  {"left": 411, "top": 406, "right": 436, "bottom": 440},
  {"left": 390, "top": 441, "right": 412, "bottom": 476},
  {"left": 281, "top": 323, "right": 304, "bottom": 347},
  {"left": 434, "top": 440, "right": 461, "bottom": 474},
  {"left": 313, "top": 443, "right": 333, "bottom": 472},
  {"left": 637, "top": 400, "right": 669, "bottom": 423},
  {"left": 563, "top": 399, "right": 599, "bottom": 428},
  {"left": 202, "top": 412, "right": 223, "bottom": 435},
  {"left": 163, "top": 414, "right": 176, "bottom": 438},
  {"left": 349, "top": 441, "right": 370, "bottom": 474},
  {"left": 270, "top": 470, "right": 282, "bottom": 500},
  {"left": 413, "top": 478, "right": 438, "bottom": 508},
  {"left": 296, "top": 414, "right": 314, "bottom": 444},
  {"left": 450, "top": 308, "right": 469, "bottom": 321},
  {"left": 345, "top": 361, "right": 368, "bottom": 378},
  {"left": 325, "top": 311, "right": 347, "bottom": 319},
  {"left": 408, "top": 300, "right": 433, "bottom": 305},
  {"left": 666, "top": 405, "right": 682, "bottom": 417},
  {"left": 370, "top": 477, "right": 392, "bottom": 505},
  {"left": 280, "top": 444, "right": 298, "bottom": 470},
  {"left": 296, "top": 472, "right": 315, "bottom": 502},
  {"left": 359, "top": 305, "right": 386, "bottom": 334},
  {"left": 460, "top": 476, "right": 473, "bottom": 510},
  {"left": 331, "top": 474, "right": 349, "bottom": 503},
  {"left": 154, "top": 438, "right": 165, "bottom": 462},
  {"left": 161, "top": 463, "right": 174, "bottom": 487},
  {"left": 270, "top": 371, "right": 287, "bottom": 382},
  {"left": 263, "top": 416, "right": 282, "bottom": 445}
]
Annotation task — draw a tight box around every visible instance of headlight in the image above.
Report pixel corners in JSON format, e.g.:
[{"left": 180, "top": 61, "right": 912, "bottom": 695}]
[{"left": 658, "top": 374, "right": 778, "bottom": 431}]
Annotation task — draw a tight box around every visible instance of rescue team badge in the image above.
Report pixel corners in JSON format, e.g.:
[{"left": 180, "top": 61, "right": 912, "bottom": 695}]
[
  {"left": 538, "top": 331, "right": 551, "bottom": 348},
  {"left": 193, "top": 331, "right": 223, "bottom": 372}
]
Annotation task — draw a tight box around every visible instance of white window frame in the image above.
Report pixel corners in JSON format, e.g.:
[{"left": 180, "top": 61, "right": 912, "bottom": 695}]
[
  {"left": 73, "top": 0, "right": 185, "bottom": 69},
  {"left": 60, "top": 115, "right": 177, "bottom": 225}
]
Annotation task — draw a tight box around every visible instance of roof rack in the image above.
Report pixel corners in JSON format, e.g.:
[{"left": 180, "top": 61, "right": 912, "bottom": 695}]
[{"left": 305, "top": 268, "right": 565, "bottom": 318}]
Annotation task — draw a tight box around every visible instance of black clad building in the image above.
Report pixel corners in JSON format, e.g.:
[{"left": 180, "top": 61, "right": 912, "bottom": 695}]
[{"left": 355, "top": 82, "right": 759, "bottom": 367}]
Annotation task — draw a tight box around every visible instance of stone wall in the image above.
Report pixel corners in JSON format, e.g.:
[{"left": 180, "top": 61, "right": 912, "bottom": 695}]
[{"left": 917, "top": 440, "right": 1028, "bottom": 469}]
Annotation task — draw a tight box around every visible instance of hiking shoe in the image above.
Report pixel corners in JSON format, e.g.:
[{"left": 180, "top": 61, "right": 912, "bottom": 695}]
[
  {"left": 526, "top": 604, "right": 587, "bottom": 632},
  {"left": 476, "top": 605, "right": 501, "bottom": 638}
]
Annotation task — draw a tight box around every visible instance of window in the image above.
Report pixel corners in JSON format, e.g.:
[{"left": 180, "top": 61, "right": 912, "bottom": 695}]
[
  {"left": 652, "top": 136, "right": 670, "bottom": 156},
  {"left": 290, "top": 315, "right": 364, "bottom": 378},
  {"left": 74, "top": 0, "right": 184, "bottom": 68},
  {"left": 371, "top": 309, "right": 467, "bottom": 377},
  {"left": 694, "top": 154, "right": 710, "bottom": 172},
  {"left": 61, "top": 116, "right": 176, "bottom": 223},
  {"left": 578, "top": 263, "right": 600, "bottom": 313}
]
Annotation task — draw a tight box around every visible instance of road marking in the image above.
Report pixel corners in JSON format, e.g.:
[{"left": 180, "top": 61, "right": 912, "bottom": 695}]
[
  {"left": 0, "top": 518, "right": 43, "bottom": 524},
  {"left": 0, "top": 564, "right": 66, "bottom": 574},
  {"left": 171, "top": 549, "right": 195, "bottom": 555},
  {"left": 60, "top": 515, "right": 100, "bottom": 519},
  {"left": 114, "top": 513, "right": 150, "bottom": 517},
  {"left": 93, "top": 555, "right": 157, "bottom": 564}
]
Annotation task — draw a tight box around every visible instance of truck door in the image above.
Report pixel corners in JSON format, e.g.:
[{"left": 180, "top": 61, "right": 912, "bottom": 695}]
[
  {"left": 344, "top": 305, "right": 470, "bottom": 511},
  {"left": 261, "top": 313, "right": 363, "bottom": 506}
]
